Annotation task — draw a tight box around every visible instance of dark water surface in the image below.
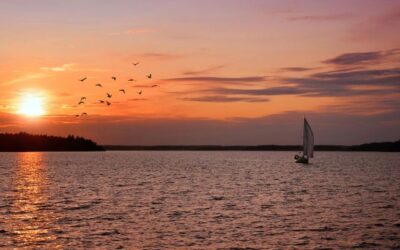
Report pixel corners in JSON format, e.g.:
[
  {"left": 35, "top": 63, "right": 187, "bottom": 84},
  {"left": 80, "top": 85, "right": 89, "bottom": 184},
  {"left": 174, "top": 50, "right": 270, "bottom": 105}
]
[{"left": 0, "top": 151, "right": 399, "bottom": 249}]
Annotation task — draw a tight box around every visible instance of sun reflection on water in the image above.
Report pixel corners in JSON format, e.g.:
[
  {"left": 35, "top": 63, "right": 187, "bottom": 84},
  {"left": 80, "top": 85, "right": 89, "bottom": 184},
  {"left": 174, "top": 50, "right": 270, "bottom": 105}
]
[{"left": 5, "top": 152, "right": 60, "bottom": 248}]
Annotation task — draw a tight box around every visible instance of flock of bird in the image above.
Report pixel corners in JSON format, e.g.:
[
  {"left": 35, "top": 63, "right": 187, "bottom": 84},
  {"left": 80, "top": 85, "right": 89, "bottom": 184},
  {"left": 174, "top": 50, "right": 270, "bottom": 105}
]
[{"left": 74, "top": 62, "right": 158, "bottom": 117}]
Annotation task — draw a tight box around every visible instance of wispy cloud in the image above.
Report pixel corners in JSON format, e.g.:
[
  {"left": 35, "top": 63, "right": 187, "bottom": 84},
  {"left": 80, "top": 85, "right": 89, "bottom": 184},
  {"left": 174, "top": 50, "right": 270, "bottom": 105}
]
[
  {"left": 180, "top": 95, "right": 269, "bottom": 103},
  {"left": 204, "top": 86, "right": 305, "bottom": 96},
  {"left": 196, "top": 67, "right": 400, "bottom": 98},
  {"left": 165, "top": 49, "right": 399, "bottom": 105},
  {"left": 41, "top": 63, "right": 109, "bottom": 73},
  {"left": 182, "top": 65, "right": 225, "bottom": 76},
  {"left": 347, "top": 6, "right": 400, "bottom": 41},
  {"left": 318, "top": 98, "right": 400, "bottom": 115},
  {"left": 280, "top": 67, "right": 316, "bottom": 72},
  {"left": 311, "top": 67, "right": 400, "bottom": 80},
  {"left": 286, "top": 13, "right": 351, "bottom": 21},
  {"left": 281, "top": 67, "right": 400, "bottom": 96},
  {"left": 323, "top": 49, "right": 399, "bottom": 65},
  {"left": 137, "top": 53, "right": 181, "bottom": 61},
  {"left": 40, "top": 63, "right": 75, "bottom": 72},
  {"left": 204, "top": 86, "right": 384, "bottom": 98},
  {"left": 3, "top": 73, "right": 49, "bottom": 86},
  {"left": 132, "top": 84, "right": 159, "bottom": 88},
  {"left": 163, "top": 76, "right": 267, "bottom": 86},
  {"left": 128, "top": 98, "right": 147, "bottom": 102}
]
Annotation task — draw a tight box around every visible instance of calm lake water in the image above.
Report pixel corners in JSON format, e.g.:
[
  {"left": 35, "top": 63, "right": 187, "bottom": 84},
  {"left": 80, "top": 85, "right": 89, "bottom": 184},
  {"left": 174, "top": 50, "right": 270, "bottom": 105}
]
[{"left": 0, "top": 151, "right": 399, "bottom": 249}]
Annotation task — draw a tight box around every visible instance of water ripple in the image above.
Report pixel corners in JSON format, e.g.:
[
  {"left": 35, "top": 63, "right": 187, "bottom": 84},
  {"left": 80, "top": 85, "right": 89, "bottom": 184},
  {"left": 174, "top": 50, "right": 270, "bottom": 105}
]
[{"left": 0, "top": 151, "right": 399, "bottom": 249}]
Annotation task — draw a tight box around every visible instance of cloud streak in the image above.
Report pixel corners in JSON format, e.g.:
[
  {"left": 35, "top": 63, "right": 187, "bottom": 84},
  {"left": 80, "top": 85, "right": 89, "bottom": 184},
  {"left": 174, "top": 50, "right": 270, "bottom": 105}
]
[
  {"left": 180, "top": 95, "right": 269, "bottom": 103},
  {"left": 40, "top": 63, "right": 75, "bottom": 72},
  {"left": 163, "top": 76, "right": 267, "bottom": 86},
  {"left": 138, "top": 53, "right": 181, "bottom": 61},
  {"left": 172, "top": 61, "right": 398, "bottom": 100},
  {"left": 323, "top": 49, "right": 399, "bottom": 65},
  {"left": 347, "top": 6, "right": 400, "bottom": 41},
  {"left": 3, "top": 73, "right": 49, "bottom": 86},
  {"left": 166, "top": 49, "right": 399, "bottom": 104},
  {"left": 287, "top": 13, "right": 351, "bottom": 21},
  {"left": 204, "top": 86, "right": 304, "bottom": 96},
  {"left": 280, "top": 67, "right": 315, "bottom": 72},
  {"left": 182, "top": 65, "right": 225, "bottom": 76}
]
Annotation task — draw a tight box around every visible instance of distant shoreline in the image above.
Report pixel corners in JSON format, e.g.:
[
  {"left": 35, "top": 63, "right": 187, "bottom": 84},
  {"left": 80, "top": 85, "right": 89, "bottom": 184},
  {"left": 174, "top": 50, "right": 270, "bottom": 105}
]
[
  {"left": 0, "top": 132, "right": 398, "bottom": 152},
  {"left": 103, "top": 141, "right": 400, "bottom": 152}
]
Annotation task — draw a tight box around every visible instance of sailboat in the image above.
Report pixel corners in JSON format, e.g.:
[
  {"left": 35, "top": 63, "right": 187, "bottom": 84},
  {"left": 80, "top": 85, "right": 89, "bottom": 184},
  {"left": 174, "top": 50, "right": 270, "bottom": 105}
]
[{"left": 295, "top": 118, "right": 314, "bottom": 164}]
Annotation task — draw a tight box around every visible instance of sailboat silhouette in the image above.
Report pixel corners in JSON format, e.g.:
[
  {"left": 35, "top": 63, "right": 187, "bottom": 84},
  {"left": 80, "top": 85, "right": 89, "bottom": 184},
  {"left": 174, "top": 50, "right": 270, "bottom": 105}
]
[{"left": 295, "top": 118, "right": 314, "bottom": 164}]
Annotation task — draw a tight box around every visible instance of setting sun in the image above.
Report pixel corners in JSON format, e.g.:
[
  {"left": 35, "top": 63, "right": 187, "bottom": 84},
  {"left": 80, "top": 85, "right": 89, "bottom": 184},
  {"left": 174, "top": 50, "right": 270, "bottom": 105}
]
[{"left": 18, "top": 93, "right": 45, "bottom": 117}]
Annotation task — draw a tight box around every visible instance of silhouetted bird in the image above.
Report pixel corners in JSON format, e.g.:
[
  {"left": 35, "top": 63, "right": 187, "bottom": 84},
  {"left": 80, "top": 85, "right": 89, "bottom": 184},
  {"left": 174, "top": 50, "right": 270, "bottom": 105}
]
[
  {"left": 81, "top": 112, "right": 87, "bottom": 116},
  {"left": 75, "top": 114, "right": 80, "bottom": 117},
  {"left": 78, "top": 101, "right": 85, "bottom": 105},
  {"left": 106, "top": 101, "right": 111, "bottom": 106},
  {"left": 119, "top": 89, "right": 126, "bottom": 94},
  {"left": 151, "top": 84, "right": 159, "bottom": 88},
  {"left": 138, "top": 90, "right": 143, "bottom": 95},
  {"left": 132, "top": 62, "right": 139, "bottom": 66},
  {"left": 79, "top": 77, "right": 87, "bottom": 82},
  {"left": 147, "top": 74, "right": 152, "bottom": 79},
  {"left": 80, "top": 97, "right": 86, "bottom": 101},
  {"left": 95, "top": 83, "right": 103, "bottom": 87},
  {"left": 99, "top": 100, "right": 105, "bottom": 104},
  {"left": 112, "top": 76, "right": 117, "bottom": 81},
  {"left": 107, "top": 93, "right": 112, "bottom": 98},
  {"left": 128, "top": 78, "right": 136, "bottom": 81}
]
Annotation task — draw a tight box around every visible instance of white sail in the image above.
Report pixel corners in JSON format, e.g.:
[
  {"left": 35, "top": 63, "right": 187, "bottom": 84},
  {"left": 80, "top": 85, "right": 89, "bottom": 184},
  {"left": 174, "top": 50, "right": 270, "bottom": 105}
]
[{"left": 303, "top": 118, "right": 314, "bottom": 158}]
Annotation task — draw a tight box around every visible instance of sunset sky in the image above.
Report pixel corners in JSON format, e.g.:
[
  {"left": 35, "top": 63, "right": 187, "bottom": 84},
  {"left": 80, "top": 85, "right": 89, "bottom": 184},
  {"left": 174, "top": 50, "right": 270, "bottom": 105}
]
[{"left": 0, "top": 0, "right": 399, "bottom": 145}]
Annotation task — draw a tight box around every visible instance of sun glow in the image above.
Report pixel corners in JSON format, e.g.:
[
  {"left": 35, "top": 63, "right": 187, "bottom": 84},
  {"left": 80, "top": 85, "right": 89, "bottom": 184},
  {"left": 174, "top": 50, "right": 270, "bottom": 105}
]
[{"left": 18, "top": 94, "right": 45, "bottom": 117}]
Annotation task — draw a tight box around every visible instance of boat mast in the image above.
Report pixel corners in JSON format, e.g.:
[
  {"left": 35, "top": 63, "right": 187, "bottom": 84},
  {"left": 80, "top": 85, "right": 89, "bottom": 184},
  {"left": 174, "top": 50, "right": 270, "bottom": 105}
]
[{"left": 303, "top": 117, "right": 307, "bottom": 157}]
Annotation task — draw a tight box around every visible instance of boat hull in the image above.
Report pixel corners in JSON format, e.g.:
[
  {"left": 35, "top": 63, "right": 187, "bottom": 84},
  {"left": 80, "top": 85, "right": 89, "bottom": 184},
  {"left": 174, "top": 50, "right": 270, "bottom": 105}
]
[{"left": 295, "top": 155, "right": 309, "bottom": 164}]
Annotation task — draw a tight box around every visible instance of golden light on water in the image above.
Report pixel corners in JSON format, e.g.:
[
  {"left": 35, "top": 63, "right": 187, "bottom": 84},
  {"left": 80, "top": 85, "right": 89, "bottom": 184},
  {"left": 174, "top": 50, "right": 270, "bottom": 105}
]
[
  {"left": 17, "top": 93, "right": 46, "bottom": 117},
  {"left": 4, "top": 153, "right": 60, "bottom": 247}
]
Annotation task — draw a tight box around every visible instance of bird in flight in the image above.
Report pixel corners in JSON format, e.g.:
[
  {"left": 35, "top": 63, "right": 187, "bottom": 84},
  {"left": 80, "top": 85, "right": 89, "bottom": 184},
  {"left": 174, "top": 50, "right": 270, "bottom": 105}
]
[
  {"left": 119, "top": 89, "right": 126, "bottom": 94},
  {"left": 138, "top": 90, "right": 143, "bottom": 95},
  {"left": 81, "top": 112, "right": 87, "bottom": 116},
  {"left": 98, "top": 100, "right": 105, "bottom": 104},
  {"left": 79, "top": 77, "right": 87, "bottom": 82},
  {"left": 75, "top": 114, "right": 80, "bottom": 117},
  {"left": 95, "top": 83, "right": 103, "bottom": 87},
  {"left": 128, "top": 78, "right": 136, "bottom": 82},
  {"left": 132, "top": 62, "right": 139, "bottom": 66},
  {"left": 147, "top": 74, "right": 152, "bottom": 79},
  {"left": 106, "top": 101, "right": 111, "bottom": 106},
  {"left": 107, "top": 93, "right": 112, "bottom": 98},
  {"left": 151, "top": 84, "right": 159, "bottom": 88},
  {"left": 80, "top": 97, "right": 86, "bottom": 101},
  {"left": 112, "top": 76, "right": 117, "bottom": 81},
  {"left": 78, "top": 100, "right": 85, "bottom": 105}
]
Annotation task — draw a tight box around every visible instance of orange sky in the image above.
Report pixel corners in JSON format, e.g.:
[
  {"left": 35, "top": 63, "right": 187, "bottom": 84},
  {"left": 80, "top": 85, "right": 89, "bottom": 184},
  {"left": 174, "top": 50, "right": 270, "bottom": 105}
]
[{"left": 1, "top": 1, "right": 399, "bottom": 145}]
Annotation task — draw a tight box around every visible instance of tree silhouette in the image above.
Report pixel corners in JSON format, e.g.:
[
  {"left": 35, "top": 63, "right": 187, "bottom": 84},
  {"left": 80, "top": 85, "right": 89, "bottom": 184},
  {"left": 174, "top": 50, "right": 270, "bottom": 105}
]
[{"left": 0, "top": 132, "right": 104, "bottom": 151}]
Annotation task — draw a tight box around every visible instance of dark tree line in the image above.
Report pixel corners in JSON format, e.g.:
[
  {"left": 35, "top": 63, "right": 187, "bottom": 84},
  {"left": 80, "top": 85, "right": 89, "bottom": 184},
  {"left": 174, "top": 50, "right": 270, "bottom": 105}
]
[
  {"left": 105, "top": 139, "right": 400, "bottom": 152},
  {"left": 0, "top": 132, "right": 104, "bottom": 152},
  {"left": 1, "top": 132, "right": 398, "bottom": 152},
  {"left": 348, "top": 140, "right": 400, "bottom": 152}
]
